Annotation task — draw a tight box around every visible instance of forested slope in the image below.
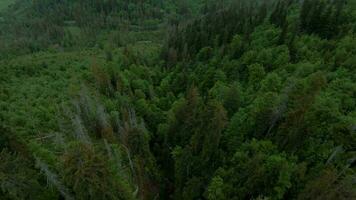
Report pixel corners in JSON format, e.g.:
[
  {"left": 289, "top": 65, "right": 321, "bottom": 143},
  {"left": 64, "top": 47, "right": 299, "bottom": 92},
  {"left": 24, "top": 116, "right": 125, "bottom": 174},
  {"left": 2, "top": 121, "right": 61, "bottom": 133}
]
[{"left": 0, "top": 0, "right": 355, "bottom": 200}]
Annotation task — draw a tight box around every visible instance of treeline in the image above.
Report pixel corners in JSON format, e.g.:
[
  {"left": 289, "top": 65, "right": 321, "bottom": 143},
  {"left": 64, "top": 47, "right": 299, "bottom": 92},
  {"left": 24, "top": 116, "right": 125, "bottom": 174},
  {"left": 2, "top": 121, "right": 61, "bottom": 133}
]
[
  {"left": 163, "top": 0, "right": 353, "bottom": 65},
  {"left": 0, "top": 0, "right": 202, "bottom": 58}
]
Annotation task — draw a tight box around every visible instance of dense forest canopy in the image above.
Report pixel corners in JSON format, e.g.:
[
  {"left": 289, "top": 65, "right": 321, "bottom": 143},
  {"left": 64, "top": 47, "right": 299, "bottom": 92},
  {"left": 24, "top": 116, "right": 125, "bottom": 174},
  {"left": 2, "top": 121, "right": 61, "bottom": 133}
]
[{"left": 0, "top": 0, "right": 355, "bottom": 199}]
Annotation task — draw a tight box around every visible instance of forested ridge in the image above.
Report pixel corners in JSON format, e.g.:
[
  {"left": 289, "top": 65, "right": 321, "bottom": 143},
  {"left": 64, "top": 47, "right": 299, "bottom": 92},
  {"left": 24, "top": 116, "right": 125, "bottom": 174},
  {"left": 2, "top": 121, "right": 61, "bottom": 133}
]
[{"left": 0, "top": 0, "right": 355, "bottom": 199}]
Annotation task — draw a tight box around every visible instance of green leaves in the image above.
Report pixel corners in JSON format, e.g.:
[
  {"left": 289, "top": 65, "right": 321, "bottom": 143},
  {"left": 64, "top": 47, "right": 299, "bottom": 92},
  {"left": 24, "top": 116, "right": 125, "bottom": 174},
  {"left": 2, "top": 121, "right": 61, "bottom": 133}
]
[
  {"left": 1, "top": 1, "right": 356, "bottom": 199},
  {"left": 205, "top": 176, "right": 225, "bottom": 200},
  {"left": 61, "top": 142, "right": 134, "bottom": 200},
  {"left": 0, "top": 150, "right": 50, "bottom": 200},
  {"left": 210, "top": 139, "right": 296, "bottom": 200}
]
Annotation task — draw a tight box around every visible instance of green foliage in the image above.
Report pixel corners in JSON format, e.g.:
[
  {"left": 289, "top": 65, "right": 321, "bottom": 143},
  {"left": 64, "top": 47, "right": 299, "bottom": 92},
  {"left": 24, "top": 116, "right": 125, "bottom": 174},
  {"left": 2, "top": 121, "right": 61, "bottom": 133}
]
[
  {"left": 1, "top": 0, "right": 356, "bottom": 200},
  {"left": 216, "top": 139, "right": 296, "bottom": 200},
  {"left": 0, "top": 150, "right": 54, "bottom": 200},
  {"left": 205, "top": 176, "right": 226, "bottom": 200},
  {"left": 61, "top": 142, "right": 134, "bottom": 200},
  {"left": 300, "top": 0, "right": 350, "bottom": 39},
  {"left": 297, "top": 167, "right": 356, "bottom": 200}
]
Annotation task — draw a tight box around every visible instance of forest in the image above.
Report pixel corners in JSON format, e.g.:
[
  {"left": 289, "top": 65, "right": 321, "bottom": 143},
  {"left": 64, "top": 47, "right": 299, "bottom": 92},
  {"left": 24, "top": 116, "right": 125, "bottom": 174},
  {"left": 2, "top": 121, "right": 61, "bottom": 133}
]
[{"left": 0, "top": 0, "right": 355, "bottom": 199}]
